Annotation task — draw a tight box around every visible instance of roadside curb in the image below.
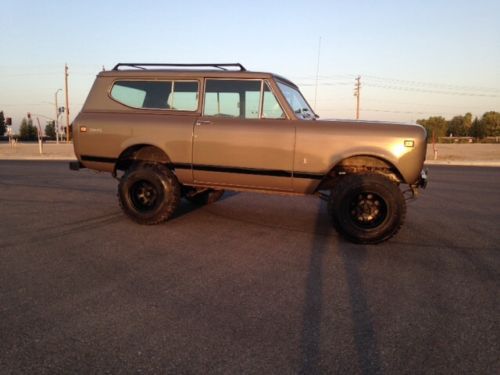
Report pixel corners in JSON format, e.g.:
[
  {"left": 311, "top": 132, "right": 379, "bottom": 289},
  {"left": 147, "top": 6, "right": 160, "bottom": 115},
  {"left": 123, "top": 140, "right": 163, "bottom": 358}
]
[
  {"left": 0, "top": 155, "right": 77, "bottom": 161},
  {"left": 424, "top": 160, "right": 500, "bottom": 167}
]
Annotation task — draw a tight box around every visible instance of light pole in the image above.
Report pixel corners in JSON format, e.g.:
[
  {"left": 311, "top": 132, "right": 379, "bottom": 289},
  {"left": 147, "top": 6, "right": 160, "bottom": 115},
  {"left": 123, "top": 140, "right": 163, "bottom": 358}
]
[{"left": 55, "top": 89, "right": 62, "bottom": 144}]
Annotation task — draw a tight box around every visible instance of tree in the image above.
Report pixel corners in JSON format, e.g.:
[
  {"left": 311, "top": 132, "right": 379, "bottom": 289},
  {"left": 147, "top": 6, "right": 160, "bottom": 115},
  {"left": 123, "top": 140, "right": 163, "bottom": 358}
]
[
  {"left": 481, "top": 111, "right": 500, "bottom": 137},
  {"left": 471, "top": 117, "right": 487, "bottom": 139},
  {"left": 447, "top": 112, "right": 473, "bottom": 137},
  {"left": 19, "top": 118, "right": 29, "bottom": 139},
  {"left": 0, "top": 111, "right": 6, "bottom": 136},
  {"left": 417, "top": 116, "right": 448, "bottom": 141},
  {"left": 464, "top": 112, "right": 473, "bottom": 135},
  {"left": 447, "top": 115, "right": 466, "bottom": 137},
  {"left": 45, "top": 120, "right": 56, "bottom": 138},
  {"left": 19, "top": 117, "right": 37, "bottom": 140}
]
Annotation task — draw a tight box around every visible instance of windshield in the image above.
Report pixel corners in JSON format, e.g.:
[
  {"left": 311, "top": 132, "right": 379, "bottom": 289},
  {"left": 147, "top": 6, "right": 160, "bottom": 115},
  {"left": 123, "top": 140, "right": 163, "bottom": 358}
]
[{"left": 277, "top": 81, "right": 316, "bottom": 120}]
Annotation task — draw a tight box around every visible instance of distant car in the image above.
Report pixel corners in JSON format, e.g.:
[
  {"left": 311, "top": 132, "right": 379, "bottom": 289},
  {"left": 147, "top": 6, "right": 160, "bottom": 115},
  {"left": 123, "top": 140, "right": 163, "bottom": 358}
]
[{"left": 71, "top": 63, "right": 427, "bottom": 244}]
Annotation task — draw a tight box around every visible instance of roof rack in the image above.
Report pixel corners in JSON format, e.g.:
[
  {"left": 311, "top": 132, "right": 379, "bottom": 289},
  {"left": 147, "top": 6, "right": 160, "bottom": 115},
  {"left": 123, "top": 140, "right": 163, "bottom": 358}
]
[{"left": 112, "top": 63, "right": 247, "bottom": 71}]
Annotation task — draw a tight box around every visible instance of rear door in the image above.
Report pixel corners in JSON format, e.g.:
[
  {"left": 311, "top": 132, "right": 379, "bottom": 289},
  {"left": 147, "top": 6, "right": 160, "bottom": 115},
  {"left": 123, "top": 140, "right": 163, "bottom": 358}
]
[{"left": 192, "top": 79, "right": 295, "bottom": 191}]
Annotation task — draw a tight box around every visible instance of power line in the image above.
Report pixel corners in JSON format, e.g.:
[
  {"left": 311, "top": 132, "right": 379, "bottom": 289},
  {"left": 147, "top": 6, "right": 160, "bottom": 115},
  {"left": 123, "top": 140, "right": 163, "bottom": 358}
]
[
  {"left": 362, "top": 74, "right": 500, "bottom": 93},
  {"left": 362, "top": 83, "right": 500, "bottom": 97}
]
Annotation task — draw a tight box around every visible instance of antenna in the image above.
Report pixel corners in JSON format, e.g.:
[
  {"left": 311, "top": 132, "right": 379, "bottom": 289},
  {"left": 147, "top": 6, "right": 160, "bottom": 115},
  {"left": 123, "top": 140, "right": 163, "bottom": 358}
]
[{"left": 314, "top": 37, "right": 322, "bottom": 110}]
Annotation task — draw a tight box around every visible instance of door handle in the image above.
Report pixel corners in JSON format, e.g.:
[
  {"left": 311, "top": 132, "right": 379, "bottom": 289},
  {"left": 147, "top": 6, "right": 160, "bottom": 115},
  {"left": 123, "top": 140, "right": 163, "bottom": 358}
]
[{"left": 195, "top": 120, "right": 212, "bottom": 126}]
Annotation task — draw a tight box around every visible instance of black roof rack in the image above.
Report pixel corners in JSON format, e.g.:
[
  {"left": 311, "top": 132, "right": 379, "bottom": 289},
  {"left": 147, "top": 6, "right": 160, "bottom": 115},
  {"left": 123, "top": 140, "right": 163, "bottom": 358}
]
[{"left": 112, "top": 63, "right": 247, "bottom": 71}]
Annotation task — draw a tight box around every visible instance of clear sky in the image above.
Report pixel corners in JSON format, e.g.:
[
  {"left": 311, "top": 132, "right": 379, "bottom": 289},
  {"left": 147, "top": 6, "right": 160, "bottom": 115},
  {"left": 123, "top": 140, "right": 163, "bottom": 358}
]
[{"left": 1, "top": 0, "right": 499, "bottom": 130}]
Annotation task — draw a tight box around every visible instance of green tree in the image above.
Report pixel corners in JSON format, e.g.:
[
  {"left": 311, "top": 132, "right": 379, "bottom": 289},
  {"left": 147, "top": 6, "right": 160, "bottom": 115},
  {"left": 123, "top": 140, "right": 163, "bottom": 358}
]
[
  {"left": 481, "top": 111, "right": 500, "bottom": 137},
  {"left": 417, "top": 116, "right": 448, "bottom": 141},
  {"left": 463, "top": 112, "right": 473, "bottom": 135},
  {"left": 0, "top": 111, "right": 6, "bottom": 136},
  {"left": 19, "top": 117, "right": 37, "bottom": 140},
  {"left": 45, "top": 120, "right": 56, "bottom": 138},
  {"left": 447, "top": 112, "right": 474, "bottom": 137},
  {"left": 447, "top": 115, "right": 466, "bottom": 136},
  {"left": 471, "top": 117, "right": 487, "bottom": 139},
  {"left": 19, "top": 118, "right": 29, "bottom": 139}
]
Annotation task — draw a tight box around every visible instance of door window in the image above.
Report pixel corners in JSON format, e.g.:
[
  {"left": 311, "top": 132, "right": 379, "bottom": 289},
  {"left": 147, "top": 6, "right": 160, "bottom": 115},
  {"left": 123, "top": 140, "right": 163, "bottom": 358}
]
[{"left": 204, "top": 80, "right": 261, "bottom": 119}]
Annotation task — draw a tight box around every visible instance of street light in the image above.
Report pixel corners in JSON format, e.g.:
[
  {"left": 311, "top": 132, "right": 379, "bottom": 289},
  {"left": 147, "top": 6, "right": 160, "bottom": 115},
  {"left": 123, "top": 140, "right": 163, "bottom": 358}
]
[{"left": 55, "top": 89, "right": 62, "bottom": 144}]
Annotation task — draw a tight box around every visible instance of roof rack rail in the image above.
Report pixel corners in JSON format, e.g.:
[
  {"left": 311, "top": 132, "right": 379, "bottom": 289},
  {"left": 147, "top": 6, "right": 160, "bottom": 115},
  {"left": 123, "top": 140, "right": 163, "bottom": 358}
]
[{"left": 112, "top": 63, "right": 247, "bottom": 71}]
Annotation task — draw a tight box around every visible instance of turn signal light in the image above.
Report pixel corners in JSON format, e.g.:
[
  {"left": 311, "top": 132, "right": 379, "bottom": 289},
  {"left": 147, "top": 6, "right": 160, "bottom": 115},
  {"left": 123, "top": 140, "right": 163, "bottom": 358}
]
[{"left": 404, "top": 140, "right": 414, "bottom": 148}]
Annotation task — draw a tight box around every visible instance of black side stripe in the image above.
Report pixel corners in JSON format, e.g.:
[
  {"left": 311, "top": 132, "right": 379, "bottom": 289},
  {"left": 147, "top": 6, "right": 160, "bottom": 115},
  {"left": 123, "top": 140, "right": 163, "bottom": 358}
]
[
  {"left": 293, "top": 172, "right": 324, "bottom": 180},
  {"left": 174, "top": 163, "right": 324, "bottom": 180},
  {"left": 81, "top": 155, "right": 323, "bottom": 180}
]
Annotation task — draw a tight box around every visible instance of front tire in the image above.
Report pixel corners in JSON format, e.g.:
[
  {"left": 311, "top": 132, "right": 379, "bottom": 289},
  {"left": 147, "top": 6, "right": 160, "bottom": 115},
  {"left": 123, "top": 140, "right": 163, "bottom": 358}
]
[
  {"left": 328, "top": 173, "right": 406, "bottom": 244},
  {"left": 118, "top": 163, "right": 180, "bottom": 225}
]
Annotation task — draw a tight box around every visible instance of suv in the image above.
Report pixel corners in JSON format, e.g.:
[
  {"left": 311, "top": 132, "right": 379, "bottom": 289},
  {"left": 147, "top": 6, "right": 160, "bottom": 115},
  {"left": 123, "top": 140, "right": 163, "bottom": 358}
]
[{"left": 71, "top": 63, "right": 427, "bottom": 244}]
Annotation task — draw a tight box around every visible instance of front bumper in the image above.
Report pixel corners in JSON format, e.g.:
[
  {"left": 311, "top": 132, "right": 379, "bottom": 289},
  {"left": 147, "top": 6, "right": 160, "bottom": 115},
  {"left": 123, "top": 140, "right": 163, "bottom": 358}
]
[
  {"left": 418, "top": 169, "right": 428, "bottom": 189},
  {"left": 413, "top": 169, "right": 428, "bottom": 189}
]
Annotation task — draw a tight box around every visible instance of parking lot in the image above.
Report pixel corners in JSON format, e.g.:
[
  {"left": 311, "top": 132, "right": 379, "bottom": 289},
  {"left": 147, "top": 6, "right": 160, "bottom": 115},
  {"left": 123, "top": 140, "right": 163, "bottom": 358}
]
[{"left": 0, "top": 161, "right": 499, "bottom": 374}]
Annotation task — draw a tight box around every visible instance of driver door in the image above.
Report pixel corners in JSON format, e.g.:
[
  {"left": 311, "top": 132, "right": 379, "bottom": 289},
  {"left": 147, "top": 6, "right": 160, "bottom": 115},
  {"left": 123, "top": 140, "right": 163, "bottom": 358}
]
[{"left": 192, "top": 79, "right": 295, "bottom": 191}]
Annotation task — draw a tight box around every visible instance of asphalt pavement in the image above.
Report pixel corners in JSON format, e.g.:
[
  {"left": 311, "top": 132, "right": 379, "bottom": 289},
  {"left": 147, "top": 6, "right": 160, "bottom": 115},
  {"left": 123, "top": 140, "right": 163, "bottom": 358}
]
[{"left": 0, "top": 161, "right": 499, "bottom": 374}]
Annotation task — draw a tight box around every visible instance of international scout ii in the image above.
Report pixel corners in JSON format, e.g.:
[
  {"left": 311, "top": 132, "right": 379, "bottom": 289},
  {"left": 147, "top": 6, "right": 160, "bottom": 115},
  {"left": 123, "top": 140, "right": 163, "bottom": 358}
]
[{"left": 71, "top": 63, "right": 427, "bottom": 244}]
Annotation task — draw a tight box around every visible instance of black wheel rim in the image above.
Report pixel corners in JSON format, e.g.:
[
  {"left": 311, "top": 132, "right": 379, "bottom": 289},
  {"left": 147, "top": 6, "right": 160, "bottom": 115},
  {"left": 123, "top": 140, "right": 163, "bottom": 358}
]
[
  {"left": 130, "top": 180, "right": 161, "bottom": 212},
  {"left": 349, "top": 191, "right": 388, "bottom": 229}
]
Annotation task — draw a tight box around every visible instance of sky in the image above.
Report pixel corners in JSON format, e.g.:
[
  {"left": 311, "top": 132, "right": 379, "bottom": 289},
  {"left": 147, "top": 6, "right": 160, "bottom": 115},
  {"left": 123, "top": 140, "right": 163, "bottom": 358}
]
[{"left": 1, "top": 0, "right": 499, "bottom": 131}]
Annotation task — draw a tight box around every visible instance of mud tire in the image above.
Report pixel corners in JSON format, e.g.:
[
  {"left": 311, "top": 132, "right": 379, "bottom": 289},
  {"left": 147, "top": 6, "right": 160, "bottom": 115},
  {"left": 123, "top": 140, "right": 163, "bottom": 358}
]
[
  {"left": 118, "top": 163, "right": 180, "bottom": 224},
  {"left": 328, "top": 173, "right": 406, "bottom": 244}
]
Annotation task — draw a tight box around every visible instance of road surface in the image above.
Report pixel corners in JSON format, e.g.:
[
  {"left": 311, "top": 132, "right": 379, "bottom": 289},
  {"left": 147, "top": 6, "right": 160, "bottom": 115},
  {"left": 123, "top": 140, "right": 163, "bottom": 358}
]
[{"left": 0, "top": 161, "right": 498, "bottom": 374}]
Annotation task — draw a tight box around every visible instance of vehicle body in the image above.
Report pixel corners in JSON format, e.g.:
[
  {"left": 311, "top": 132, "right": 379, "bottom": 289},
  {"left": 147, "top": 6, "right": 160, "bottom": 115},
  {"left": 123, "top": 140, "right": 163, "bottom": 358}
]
[{"left": 71, "top": 63, "right": 427, "bottom": 244}]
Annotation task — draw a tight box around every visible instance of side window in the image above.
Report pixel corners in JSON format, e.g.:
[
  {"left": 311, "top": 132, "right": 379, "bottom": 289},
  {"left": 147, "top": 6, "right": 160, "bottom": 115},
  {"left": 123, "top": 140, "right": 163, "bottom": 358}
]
[
  {"left": 262, "top": 83, "right": 285, "bottom": 119},
  {"left": 111, "top": 80, "right": 199, "bottom": 111},
  {"left": 111, "top": 81, "right": 172, "bottom": 109},
  {"left": 168, "top": 81, "right": 199, "bottom": 111},
  {"left": 204, "top": 80, "right": 261, "bottom": 119}
]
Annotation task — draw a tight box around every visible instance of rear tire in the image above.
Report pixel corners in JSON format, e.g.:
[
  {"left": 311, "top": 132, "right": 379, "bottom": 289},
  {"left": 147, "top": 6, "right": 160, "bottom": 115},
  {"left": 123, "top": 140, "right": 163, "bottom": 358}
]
[
  {"left": 328, "top": 173, "right": 406, "bottom": 244},
  {"left": 118, "top": 163, "right": 180, "bottom": 225}
]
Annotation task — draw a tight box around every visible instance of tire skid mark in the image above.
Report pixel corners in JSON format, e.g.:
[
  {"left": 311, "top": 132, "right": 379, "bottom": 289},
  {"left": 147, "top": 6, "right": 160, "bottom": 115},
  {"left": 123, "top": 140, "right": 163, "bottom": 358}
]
[
  {"left": 0, "top": 212, "right": 123, "bottom": 248},
  {"left": 0, "top": 180, "right": 113, "bottom": 194}
]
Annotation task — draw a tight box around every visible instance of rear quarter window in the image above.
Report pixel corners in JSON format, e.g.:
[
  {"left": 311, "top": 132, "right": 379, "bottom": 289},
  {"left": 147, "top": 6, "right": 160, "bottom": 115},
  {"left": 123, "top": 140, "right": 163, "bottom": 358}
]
[{"left": 110, "top": 80, "right": 199, "bottom": 111}]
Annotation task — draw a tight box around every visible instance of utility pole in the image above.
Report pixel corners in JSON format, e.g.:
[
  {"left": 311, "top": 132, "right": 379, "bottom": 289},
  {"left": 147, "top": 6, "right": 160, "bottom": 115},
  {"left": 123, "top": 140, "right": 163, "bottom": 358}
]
[
  {"left": 64, "top": 64, "right": 70, "bottom": 142},
  {"left": 54, "top": 89, "right": 62, "bottom": 144},
  {"left": 354, "top": 76, "right": 361, "bottom": 120}
]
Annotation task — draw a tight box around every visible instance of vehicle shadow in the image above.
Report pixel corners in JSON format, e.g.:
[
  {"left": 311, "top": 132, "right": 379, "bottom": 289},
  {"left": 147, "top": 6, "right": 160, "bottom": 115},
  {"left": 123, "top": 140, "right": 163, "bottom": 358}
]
[
  {"left": 338, "top": 245, "right": 383, "bottom": 375},
  {"left": 171, "top": 191, "right": 240, "bottom": 220},
  {"left": 299, "top": 199, "right": 382, "bottom": 375}
]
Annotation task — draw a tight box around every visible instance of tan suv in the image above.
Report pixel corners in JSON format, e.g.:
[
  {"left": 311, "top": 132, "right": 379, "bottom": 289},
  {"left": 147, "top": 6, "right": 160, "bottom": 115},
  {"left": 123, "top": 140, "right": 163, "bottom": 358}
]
[{"left": 71, "top": 63, "right": 427, "bottom": 244}]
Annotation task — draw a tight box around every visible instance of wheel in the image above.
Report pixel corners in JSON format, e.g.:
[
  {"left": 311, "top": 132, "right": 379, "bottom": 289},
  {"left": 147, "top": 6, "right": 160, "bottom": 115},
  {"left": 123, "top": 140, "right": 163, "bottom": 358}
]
[
  {"left": 118, "top": 163, "right": 180, "bottom": 224},
  {"left": 328, "top": 173, "right": 406, "bottom": 244},
  {"left": 184, "top": 188, "right": 224, "bottom": 205}
]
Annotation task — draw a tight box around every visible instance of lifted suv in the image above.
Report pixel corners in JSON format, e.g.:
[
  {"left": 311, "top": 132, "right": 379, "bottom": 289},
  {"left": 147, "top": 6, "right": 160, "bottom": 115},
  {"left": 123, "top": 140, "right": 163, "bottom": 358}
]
[{"left": 71, "top": 63, "right": 427, "bottom": 244}]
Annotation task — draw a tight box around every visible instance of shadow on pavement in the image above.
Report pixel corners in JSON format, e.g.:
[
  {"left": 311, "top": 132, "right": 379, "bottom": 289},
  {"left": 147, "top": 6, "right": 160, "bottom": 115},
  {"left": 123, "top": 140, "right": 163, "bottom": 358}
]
[
  {"left": 339, "top": 245, "right": 383, "bottom": 375},
  {"left": 299, "top": 199, "right": 382, "bottom": 374},
  {"left": 171, "top": 191, "right": 240, "bottom": 220}
]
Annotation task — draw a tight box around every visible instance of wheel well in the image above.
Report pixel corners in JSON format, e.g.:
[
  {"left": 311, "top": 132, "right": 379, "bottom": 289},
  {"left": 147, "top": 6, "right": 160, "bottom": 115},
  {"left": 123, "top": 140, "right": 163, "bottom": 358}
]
[
  {"left": 115, "top": 145, "right": 171, "bottom": 173},
  {"left": 316, "top": 155, "right": 404, "bottom": 190}
]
